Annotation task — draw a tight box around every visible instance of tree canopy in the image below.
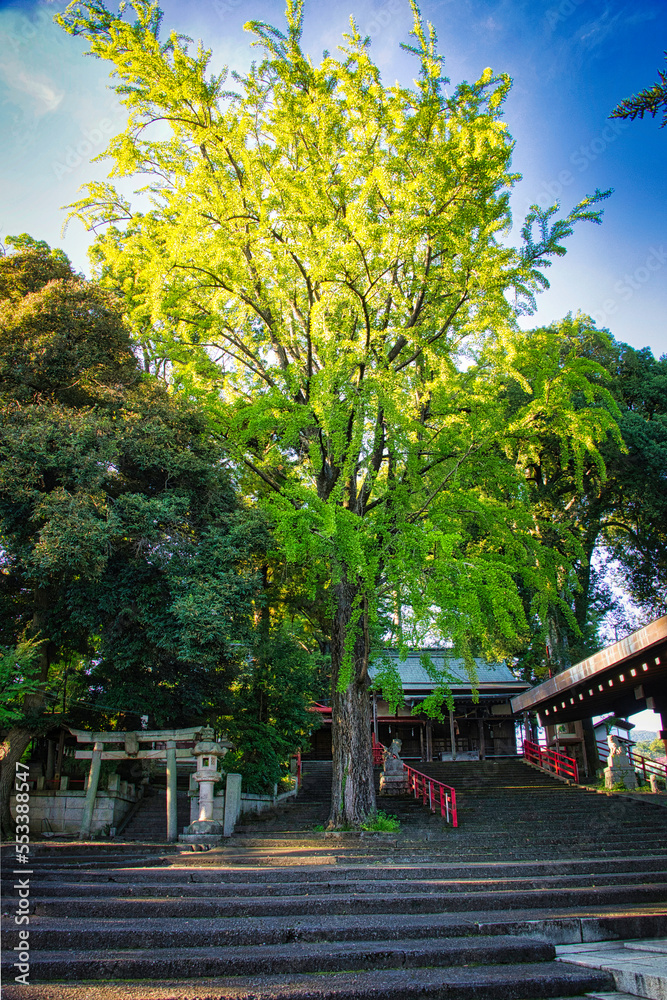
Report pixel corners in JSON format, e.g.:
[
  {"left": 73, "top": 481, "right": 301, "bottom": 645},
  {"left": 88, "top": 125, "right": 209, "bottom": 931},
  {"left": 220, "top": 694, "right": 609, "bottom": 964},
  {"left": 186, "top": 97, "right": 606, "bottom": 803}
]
[
  {"left": 57, "top": 0, "right": 620, "bottom": 825},
  {"left": 0, "top": 239, "right": 272, "bottom": 834}
]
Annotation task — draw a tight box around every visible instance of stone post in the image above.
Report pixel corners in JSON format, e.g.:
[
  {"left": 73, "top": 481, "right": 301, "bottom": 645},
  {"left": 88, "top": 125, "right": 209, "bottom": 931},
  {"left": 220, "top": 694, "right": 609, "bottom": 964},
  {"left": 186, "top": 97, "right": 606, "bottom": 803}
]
[
  {"left": 223, "top": 772, "right": 242, "bottom": 837},
  {"left": 80, "top": 741, "right": 103, "bottom": 839},
  {"left": 166, "top": 740, "right": 178, "bottom": 842}
]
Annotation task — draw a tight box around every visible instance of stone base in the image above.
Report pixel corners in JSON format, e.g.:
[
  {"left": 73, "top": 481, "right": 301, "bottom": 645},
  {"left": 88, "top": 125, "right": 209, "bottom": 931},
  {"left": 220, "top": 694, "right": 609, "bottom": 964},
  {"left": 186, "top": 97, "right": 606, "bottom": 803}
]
[
  {"left": 604, "top": 765, "right": 637, "bottom": 790},
  {"left": 379, "top": 774, "right": 409, "bottom": 796},
  {"left": 184, "top": 819, "right": 223, "bottom": 835},
  {"left": 178, "top": 834, "right": 223, "bottom": 845}
]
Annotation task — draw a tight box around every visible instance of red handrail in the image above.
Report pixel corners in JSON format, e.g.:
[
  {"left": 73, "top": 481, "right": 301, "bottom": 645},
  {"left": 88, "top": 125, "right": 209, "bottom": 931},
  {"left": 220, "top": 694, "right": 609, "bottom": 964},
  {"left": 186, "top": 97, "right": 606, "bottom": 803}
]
[
  {"left": 523, "top": 739, "right": 579, "bottom": 783},
  {"left": 371, "top": 734, "right": 385, "bottom": 767},
  {"left": 404, "top": 764, "right": 458, "bottom": 828},
  {"left": 596, "top": 740, "right": 667, "bottom": 782}
]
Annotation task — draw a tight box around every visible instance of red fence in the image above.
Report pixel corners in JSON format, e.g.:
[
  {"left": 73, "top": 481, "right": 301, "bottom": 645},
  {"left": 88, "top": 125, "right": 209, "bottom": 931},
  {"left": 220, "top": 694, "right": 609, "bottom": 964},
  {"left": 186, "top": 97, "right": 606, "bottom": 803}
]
[
  {"left": 372, "top": 734, "right": 385, "bottom": 767},
  {"left": 404, "top": 764, "right": 458, "bottom": 828},
  {"left": 522, "top": 739, "right": 579, "bottom": 783},
  {"left": 596, "top": 741, "right": 667, "bottom": 783}
]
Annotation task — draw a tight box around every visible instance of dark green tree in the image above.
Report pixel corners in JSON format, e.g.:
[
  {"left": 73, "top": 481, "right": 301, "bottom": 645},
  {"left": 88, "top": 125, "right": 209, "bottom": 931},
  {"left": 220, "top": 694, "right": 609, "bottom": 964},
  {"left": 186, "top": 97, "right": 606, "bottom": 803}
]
[
  {"left": 610, "top": 52, "right": 667, "bottom": 127},
  {"left": 511, "top": 316, "right": 667, "bottom": 683},
  {"left": 0, "top": 239, "right": 266, "bottom": 835}
]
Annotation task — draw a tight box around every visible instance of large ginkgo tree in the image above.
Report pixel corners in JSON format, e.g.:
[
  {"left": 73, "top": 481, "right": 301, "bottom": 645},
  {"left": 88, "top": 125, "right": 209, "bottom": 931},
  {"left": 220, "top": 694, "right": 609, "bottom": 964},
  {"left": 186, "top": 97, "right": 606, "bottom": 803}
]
[{"left": 58, "top": 0, "right": 620, "bottom": 825}]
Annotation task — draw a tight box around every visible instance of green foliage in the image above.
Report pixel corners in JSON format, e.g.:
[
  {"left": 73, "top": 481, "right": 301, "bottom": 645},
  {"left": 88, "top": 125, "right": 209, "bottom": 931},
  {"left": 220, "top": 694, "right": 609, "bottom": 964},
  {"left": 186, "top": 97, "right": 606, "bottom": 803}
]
[
  {"left": 610, "top": 53, "right": 667, "bottom": 127},
  {"left": 360, "top": 810, "right": 400, "bottom": 832},
  {"left": 635, "top": 736, "right": 666, "bottom": 761},
  {"left": 511, "top": 320, "right": 667, "bottom": 680},
  {"left": 218, "top": 625, "right": 323, "bottom": 793},
  {"left": 55, "top": 1, "right": 621, "bottom": 818},
  {"left": 0, "top": 241, "right": 266, "bottom": 731},
  {"left": 0, "top": 638, "right": 42, "bottom": 729}
]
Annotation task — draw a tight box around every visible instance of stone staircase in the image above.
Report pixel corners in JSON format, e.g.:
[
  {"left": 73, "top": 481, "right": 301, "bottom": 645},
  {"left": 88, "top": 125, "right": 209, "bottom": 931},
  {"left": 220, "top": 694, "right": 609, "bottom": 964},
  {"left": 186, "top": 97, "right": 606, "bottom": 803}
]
[
  {"left": 119, "top": 787, "right": 190, "bottom": 841},
  {"left": 2, "top": 757, "right": 667, "bottom": 999}
]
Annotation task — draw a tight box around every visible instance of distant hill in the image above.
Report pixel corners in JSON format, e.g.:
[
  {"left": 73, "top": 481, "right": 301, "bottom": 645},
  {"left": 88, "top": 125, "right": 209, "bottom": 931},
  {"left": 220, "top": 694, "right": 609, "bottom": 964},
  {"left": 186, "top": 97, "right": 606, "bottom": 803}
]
[{"left": 632, "top": 730, "right": 659, "bottom": 743}]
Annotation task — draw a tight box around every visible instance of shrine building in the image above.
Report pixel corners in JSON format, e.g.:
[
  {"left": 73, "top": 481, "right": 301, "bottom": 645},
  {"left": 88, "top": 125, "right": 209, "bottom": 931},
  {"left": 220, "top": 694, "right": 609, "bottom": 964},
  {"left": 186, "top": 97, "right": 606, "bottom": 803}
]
[{"left": 305, "top": 648, "right": 530, "bottom": 761}]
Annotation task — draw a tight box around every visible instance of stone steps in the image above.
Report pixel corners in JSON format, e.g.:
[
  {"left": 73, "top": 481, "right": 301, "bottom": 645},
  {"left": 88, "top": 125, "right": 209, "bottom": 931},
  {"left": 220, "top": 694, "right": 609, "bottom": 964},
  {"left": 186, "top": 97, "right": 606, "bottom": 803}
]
[
  {"left": 1, "top": 962, "right": 615, "bottom": 1000},
  {"left": 6, "top": 908, "right": 667, "bottom": 951},
  {"left": 7, "top": 854, "right": 667, "bottom": 882},
  {"left": 12, "top": 933, "right": 557, "bottom": 981},
  {"left": 12, "top": 869, "right": 667, "bottom": 899},
  {"left": 120, "top": 789, "right": 190, "bottom": 841},
  {"left": 557, "top": 938, "right": 667, "bottom": 1000},
  {"left": 27, "top": 883, "right": 667, "bottom": 919},
  {"left": 3, "top": 757, "right": 666, "bottom": 1000}
]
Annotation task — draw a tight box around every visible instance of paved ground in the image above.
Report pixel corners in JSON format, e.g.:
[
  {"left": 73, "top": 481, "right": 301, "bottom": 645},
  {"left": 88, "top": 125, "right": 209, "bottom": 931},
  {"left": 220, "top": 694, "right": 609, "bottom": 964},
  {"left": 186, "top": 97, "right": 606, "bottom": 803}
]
[{"left": 558, "top": 938, "right": 667, "bottom": 1000}]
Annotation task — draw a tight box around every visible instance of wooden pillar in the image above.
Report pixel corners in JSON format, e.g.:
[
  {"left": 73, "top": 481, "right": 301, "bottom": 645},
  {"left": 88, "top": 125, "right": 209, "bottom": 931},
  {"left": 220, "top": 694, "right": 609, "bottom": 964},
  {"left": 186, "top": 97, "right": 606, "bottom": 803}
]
[
  {"left": 46, "top": 740, "right": 55, "bottom": 780},
  {"left": 54, "top": 729, "right": 66, "bottom": 785},
  {"left": 449, "top": 710, "right": 457, "bottom": 761},
  {"left": 477, "top": 716, "right": 486, "bottom": 760},
  {"left": 166, "top": 740, "right": 178, "bottom": 842},
  {"left": 426, "top": 720, "right": 433, "bottom": 762},
  {"left": 80, "top": 741, "right": 103, "bottom": 840},
  {"left": 372, "top": 692, "right": 378, "bottom": 742}
]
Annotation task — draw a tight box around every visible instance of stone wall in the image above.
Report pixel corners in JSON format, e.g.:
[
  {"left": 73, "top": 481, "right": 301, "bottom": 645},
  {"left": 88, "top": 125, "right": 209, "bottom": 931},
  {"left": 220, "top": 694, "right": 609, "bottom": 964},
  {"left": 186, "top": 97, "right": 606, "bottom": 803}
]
[
  {"left": 10, "top": 779, "right": 138, "bottom": 837},
  {"left": 187, "top": 778, "right": 298, "bottom": 829}
]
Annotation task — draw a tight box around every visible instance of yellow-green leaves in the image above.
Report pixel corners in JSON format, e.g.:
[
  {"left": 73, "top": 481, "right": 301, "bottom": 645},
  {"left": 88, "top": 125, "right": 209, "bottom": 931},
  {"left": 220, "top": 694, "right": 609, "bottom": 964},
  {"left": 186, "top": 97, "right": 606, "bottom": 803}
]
[{"left": 57, "top": 1, "right": 620, "bottom": 694}]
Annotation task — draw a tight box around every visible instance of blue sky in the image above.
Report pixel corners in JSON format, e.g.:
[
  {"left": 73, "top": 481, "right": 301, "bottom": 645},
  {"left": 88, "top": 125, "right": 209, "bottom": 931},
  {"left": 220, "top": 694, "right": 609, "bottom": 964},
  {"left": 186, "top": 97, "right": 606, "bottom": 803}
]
[{"left": 1, "top": 0, "right": 666, "bottom": 359}]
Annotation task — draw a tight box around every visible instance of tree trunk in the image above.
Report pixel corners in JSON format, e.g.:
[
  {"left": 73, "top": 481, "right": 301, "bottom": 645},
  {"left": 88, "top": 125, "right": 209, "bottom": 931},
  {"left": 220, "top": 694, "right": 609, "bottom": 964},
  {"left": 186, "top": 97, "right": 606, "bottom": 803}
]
[
  {"left": 0, "top": 727, "right": 33, "bottom": 839},
  {"left": 328, "top": 577, "right": 376, "bottom": 827}
]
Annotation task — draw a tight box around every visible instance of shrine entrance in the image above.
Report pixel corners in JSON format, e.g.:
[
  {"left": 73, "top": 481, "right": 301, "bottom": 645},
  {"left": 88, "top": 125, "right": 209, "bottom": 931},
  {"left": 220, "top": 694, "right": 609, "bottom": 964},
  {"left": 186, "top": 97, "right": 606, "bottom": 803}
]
[{"left": 69, "top": 725, "right": 231, "bottom": 841}]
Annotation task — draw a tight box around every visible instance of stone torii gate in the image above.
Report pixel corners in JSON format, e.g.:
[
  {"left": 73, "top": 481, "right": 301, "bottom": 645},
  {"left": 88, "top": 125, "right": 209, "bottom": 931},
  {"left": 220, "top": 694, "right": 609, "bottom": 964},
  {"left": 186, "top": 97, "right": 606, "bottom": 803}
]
[{"left": 69, "top": 726, "right": 231, "bottom": 841}]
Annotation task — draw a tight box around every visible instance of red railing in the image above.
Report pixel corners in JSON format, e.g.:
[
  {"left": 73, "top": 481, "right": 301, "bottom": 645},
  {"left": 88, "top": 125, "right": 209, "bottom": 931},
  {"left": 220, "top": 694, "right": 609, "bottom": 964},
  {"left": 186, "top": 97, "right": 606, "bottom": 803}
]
[
  {"left": 596, "top": 741, "right": 667, "bottom": 783},
  {"left": 523, "top": 739, "right": 579, "bottom": 783},
  {"left": 404, "top": 764, "right": 458, "bottom": 828}
]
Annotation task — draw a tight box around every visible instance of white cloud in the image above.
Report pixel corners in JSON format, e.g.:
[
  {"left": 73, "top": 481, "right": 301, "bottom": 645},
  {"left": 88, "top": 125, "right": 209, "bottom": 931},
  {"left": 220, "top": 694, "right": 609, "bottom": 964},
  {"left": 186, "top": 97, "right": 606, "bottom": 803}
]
[{"left": 0, "top": 59, "right": 63, "bottom": 116}]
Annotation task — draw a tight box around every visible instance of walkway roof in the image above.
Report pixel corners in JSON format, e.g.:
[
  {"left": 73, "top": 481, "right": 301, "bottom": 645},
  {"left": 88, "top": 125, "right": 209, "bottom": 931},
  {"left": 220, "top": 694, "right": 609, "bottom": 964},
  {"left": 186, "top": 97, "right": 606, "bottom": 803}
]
[{"left": 510, "top": 616, "right": 667, "bottom": 725}]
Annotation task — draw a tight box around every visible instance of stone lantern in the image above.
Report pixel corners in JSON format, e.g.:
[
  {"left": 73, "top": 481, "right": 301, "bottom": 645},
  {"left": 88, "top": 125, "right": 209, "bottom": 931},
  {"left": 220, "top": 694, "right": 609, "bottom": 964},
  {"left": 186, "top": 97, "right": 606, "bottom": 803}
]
[{"left": 184, "top": 726, "right": 232, "bottom": 836}]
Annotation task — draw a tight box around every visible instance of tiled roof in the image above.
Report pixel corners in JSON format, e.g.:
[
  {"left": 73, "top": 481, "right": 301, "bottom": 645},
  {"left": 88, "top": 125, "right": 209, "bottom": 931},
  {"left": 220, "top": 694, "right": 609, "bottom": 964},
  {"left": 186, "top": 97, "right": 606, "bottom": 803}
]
[{"left": 369, "top": 648, "right": 528, "bottom": 689}]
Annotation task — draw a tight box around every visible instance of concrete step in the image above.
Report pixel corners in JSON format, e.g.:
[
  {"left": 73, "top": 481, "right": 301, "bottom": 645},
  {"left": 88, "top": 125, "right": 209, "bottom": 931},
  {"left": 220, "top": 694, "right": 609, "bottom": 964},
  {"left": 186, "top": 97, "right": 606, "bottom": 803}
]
[
  {"left": 31, "top": 882, "right": 667, "bottom": 918},
  {"left": 0, "top": 961, "right": 615, "bottom": 999},
  {"left": 12, "top": 855, "right": 667, "bottom": 884},
  {"left": 14, "top": 934, "right": 557, "bottom": 981},
  {"left": 5, "top": 909, "right": 667, "bottom": 952},
  {"left": 557, "top": 938, "right": 667, "bottom": 999},
  {"left": 16, "top": 869, "right": 667, "bottom": 899}
]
